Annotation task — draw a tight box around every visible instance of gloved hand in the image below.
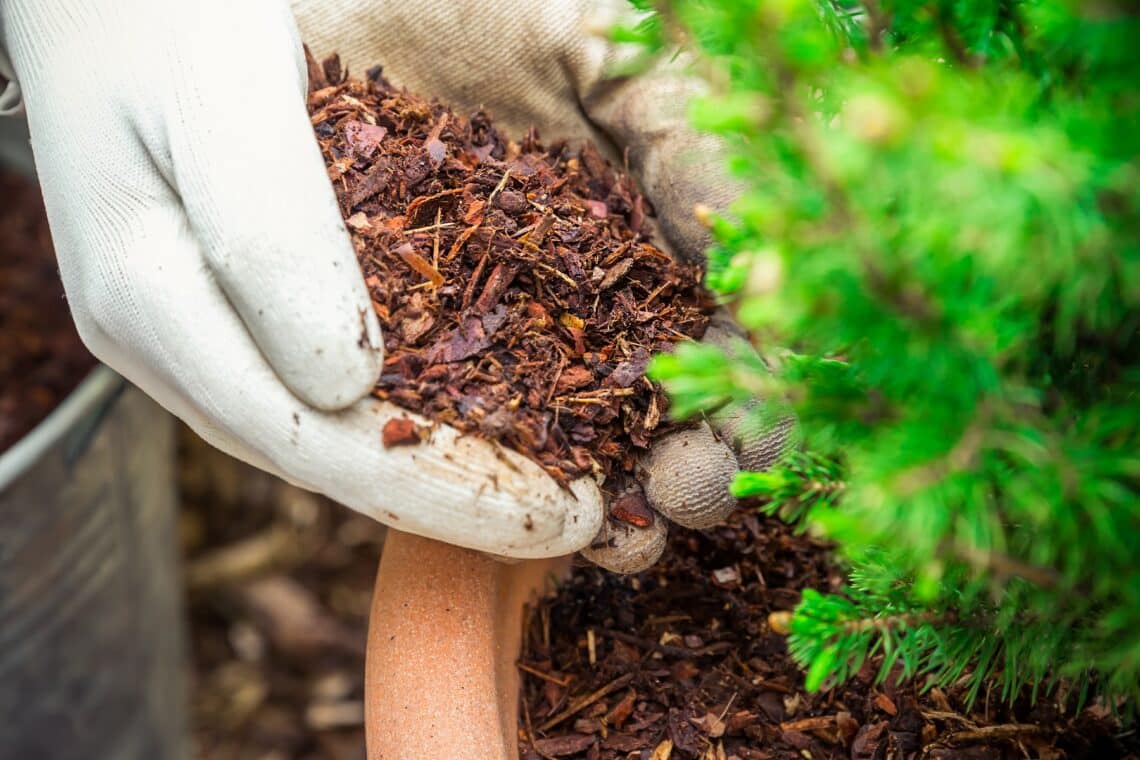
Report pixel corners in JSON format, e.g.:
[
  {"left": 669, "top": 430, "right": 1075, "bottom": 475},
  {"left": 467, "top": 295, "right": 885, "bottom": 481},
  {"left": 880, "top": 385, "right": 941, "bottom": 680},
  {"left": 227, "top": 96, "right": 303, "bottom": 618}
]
[
  {"left": 293, "top": 0, "right": 794, "bottom": 571},
  {"left": 0, "top": 0, "right": 601, "bottom": 559}
]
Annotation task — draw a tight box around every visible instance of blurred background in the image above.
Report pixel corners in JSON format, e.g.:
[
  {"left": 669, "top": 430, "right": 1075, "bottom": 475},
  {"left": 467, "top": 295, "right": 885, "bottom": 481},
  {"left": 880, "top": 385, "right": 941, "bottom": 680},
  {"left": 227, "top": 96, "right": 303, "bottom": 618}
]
[{"left": 179, "top": 430, "right": 380, "bottom": 760}]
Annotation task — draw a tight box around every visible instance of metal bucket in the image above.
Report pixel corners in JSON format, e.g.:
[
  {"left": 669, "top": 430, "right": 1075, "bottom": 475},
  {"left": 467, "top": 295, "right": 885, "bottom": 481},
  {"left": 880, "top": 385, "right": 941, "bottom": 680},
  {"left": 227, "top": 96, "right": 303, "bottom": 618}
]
[{"left": 0, "top": 137, "right": 188, "bottom": 757}]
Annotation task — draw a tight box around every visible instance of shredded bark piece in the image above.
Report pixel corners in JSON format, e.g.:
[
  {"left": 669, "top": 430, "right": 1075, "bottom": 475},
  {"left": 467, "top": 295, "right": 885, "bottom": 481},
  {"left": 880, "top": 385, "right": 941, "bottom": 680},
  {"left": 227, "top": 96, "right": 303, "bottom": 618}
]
[{"left": 380, "top": 418, "right": 424, "bottom": 448}]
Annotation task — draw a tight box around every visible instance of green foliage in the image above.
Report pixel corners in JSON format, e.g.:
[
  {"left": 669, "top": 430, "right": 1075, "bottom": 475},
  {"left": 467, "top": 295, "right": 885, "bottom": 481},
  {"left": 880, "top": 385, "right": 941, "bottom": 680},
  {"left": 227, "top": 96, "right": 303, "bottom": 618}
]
[
  {"left": 733, "top": 450, "right": 845, "bottom": 524},
  {"left": 640, "top": 0, "right": 1140, "bottom": 707}
]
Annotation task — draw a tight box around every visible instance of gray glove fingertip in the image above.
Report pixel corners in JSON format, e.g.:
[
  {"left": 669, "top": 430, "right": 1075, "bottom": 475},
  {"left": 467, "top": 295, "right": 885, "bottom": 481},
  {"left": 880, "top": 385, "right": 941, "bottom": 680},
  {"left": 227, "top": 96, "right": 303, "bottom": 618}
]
[
  {"left": 581, "top": 515, "right": 668, "bottom": 575},
  {"left": 710, "top": 402, "right": 797, "bottom": 473},
  {"left": 642, "top": 423, "right": 737, "bottom": 530},
  {"left": 700, "top": 314, "right": 797, "bottom": 472},
  {"left": 701, "top": 315, "right": 753, "bottom": 357}
]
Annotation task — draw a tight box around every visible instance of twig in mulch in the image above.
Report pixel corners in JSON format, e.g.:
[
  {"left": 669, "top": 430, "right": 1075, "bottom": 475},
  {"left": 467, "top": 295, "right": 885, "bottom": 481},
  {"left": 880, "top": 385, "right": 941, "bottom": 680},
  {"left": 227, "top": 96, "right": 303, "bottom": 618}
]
[
  {"left": 518, "top": 663, "right": 572, "bottom": 687},
  {"left": 538, "top": 673, "right": 635, "bottom": 732},
  {"left": 940, "top": 723, "right": 1052, "bottom": 746},
  {"left": 780, "top": 715, "right": 837, "bottom": 734},
  {"left": 521, "top": 686, "right": 554, "bottom": 760}
]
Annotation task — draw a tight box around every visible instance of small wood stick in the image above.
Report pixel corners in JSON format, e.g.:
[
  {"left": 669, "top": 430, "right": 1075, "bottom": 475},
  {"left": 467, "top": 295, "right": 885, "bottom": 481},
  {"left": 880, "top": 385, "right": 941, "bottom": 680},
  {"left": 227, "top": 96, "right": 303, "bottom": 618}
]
[
  {"left": 517, "top": 662, "right": 571, "bottom": 687},
  {"left": 487, "top": 168, "right": 512, "bottom": 207},
  {"left": 537, "top": 673, "right": 634, "bottom": 732},
  {"left": 431, "top": 207, "right": 442, "bottom": 269},
  {"left": 943, "top": 724, "right": 1050, "bottom": 746}
]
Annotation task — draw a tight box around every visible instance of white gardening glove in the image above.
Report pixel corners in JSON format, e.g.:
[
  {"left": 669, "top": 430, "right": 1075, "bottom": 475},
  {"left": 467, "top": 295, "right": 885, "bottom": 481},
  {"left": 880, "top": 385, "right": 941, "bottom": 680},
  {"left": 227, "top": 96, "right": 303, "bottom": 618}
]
[
  {"left": 0, "top": 0, "right": 602, "bottom": 559},
  {"left": 293, "top": 0, "right": 794, "bottom": 572}
]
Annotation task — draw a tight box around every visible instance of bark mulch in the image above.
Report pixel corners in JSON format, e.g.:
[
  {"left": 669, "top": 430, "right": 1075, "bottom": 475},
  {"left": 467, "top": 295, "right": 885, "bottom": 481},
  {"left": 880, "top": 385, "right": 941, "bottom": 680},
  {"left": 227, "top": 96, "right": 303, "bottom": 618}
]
[
  {"left": 518, "top": 511, "right": 1138, "bottom": 760},
  {"left": 0, "top": 168, "right": 95, "bottom": 452},
  {"left": 183, "top": 460, "right": 1136, "bottom": 760},
  {"left": 306, "top": 52, "right": 712, "bottom": 488}
]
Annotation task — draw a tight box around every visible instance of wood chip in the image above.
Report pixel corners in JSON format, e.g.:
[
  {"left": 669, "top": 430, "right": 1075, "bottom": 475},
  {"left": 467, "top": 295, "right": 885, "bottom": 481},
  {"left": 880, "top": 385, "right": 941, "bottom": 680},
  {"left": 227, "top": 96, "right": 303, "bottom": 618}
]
[{"left": 381, "top": 417, "right": 424, "bottom": 447}]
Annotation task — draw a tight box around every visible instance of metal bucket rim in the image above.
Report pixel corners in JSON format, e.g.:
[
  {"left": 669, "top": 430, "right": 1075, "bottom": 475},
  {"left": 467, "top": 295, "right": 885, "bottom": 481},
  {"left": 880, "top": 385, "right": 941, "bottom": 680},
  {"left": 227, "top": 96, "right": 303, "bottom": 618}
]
[
  {"left": 0, "top": 148, "right": 126, "bottom": 490},
  {"left": 0, "top": 364, "right": 123, "bottom": 490}
]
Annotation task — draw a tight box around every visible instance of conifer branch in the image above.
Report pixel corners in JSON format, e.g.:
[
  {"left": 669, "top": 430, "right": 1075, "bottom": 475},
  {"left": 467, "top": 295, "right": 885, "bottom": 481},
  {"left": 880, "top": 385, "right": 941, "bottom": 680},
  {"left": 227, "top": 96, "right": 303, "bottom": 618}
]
[
  {"left": 645, "top": 0, "right": 1140, "bottom": 710},
  {"left": 933, "top": 4, "right": 975, "bottom": 66},
  {"left": 948, "top": 541, "right": 1061, "bottom": 590}
]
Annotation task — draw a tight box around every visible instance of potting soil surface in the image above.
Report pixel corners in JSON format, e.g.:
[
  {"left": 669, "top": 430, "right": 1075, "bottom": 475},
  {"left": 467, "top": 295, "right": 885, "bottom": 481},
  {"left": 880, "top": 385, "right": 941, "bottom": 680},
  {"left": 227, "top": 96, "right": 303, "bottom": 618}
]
[
  {"left": 517, "top": 511, "right": 1137, "bottom": 760},
  {"left": 182, "top": 438, "right": 1135, "bottom": 759},
  {"left": 0, "top": 169, "right": 95, "bottom": 453}
]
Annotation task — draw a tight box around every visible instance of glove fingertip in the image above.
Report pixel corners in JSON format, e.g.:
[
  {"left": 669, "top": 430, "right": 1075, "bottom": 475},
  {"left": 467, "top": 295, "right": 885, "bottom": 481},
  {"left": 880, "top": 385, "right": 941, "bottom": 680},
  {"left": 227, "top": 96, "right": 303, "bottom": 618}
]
[
  {"left": 581, "top": 516, "right": 668, "bottom": 575},
  {"left": 643, "top": 424, "right": 738, "bottom": 530},
  {"left": 274, "top": 308, "right": 385, "bottom": 412},
  {"left": 710, "top": 403, "right": 797, "bottom": 473}
]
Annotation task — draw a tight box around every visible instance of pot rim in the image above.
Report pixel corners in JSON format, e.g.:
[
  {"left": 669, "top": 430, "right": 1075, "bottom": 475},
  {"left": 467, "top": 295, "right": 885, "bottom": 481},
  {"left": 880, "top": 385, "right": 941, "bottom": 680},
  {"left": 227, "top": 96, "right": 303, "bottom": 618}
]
[{"left": 0, "top": 364, "right": 123, "bottom": 490}]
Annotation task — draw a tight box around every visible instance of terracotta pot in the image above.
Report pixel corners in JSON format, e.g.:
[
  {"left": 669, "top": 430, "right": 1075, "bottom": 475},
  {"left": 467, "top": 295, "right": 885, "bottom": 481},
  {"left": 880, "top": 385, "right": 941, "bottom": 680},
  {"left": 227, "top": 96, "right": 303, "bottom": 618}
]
[{"left": 365, "top": 530, "right": 568, "bottom": 760}]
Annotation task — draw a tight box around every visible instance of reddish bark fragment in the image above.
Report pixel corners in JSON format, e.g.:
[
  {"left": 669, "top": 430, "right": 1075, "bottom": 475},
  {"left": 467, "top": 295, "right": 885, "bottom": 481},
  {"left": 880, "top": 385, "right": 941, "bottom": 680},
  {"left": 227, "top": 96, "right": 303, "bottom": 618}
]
[
  {"left": 473, "top": 262, "right": 518, "bottom": 313},
  {"left": 428, "top": 315, "right": 494, "bottom": 363},
  {"left": 610, "top": 491, "right": 654, "bottom": 529},
  {"left": 532, "top": 734, "right": 596, "bottom": 756},
  {"left": 348, "top": 161, "right": 390, "bottom": 206},
  {"left": 343, "top": 120, "right": 388, "bottom": 157},
  {"left": 381, "top": 418, "right": 423, "bottom": 448},
  {"left": 554, "top": 365, "right": 594, "bottom": 393},
  {"left": 605, "top": 690, "right": 638, "bottom": 729}
]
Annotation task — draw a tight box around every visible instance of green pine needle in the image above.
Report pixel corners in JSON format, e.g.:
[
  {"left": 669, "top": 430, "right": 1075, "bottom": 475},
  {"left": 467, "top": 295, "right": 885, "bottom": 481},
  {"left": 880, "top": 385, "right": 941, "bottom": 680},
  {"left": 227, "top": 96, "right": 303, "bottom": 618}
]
[{"left": 642, "top": 0, "right": 1140, "bottom": 710}]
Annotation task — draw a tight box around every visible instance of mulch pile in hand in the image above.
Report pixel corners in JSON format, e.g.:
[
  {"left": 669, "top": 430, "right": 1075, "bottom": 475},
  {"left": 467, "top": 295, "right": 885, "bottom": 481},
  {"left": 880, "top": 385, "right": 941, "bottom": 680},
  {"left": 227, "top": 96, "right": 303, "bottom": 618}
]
[{"left": 307, "top": 52, "right": 712, "bottom": 487}]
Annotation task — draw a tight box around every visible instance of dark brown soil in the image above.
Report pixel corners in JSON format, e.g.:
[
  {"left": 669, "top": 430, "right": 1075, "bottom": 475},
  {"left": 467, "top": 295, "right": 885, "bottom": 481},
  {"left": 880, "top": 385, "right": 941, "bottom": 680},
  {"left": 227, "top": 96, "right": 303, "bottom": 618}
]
[
  {"left": 306, "top": 53, "right": 712, "bottom": 487},
  {"left": 517, "top": 511, "right": 1137, "bottom": 760},
  {"left": 0, "top": 169, "right": 96, "bottom": 452},
  {"left": 183, "top": 450, "right": 1135, "bottom": 760}
]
